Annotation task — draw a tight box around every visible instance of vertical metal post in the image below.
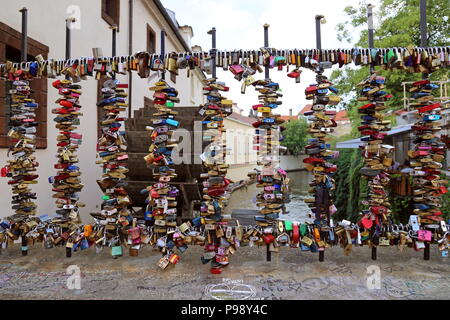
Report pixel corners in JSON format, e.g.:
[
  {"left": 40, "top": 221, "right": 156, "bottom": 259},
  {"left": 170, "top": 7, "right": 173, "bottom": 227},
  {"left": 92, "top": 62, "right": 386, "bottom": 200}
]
[
  {"left": 263, "top": 23, "right": 271, "bottom": 262},
  {"left": 420, "top": 0, "right": 427, "bottom": 48},
  {"left": 315, "top": 15, "right": 323, "bottom": 50},
  {"left": 367, "top": 4, "right": 375, "bottom": 74},
  {"left": 20, "top": 8, "right": 28, "bottom": 62},
  {"left": 19, "top": 24, "right": 28, "bottom": 250},
  {"left": 208, "top": 27, "right": 217, "bottom": 79},
  {"left": 19, "top": 7, "right": 28, "bottom": 256},
  {"left": 65, "top": 19, "right": 72, "bottom": 60},
  {"left": 65, "top": 18, "right": 74, "bottom": 80},
  {"left": 368, "top": 4, "right": 377, "bottom": 261},
  {"left": 160, "top": 29, "right": 166, "bottom": 80},
  {"left": 420, "top": 0, "right": 430, "bottom": 261},
  {"left": 111, "top": 25, "right": 117, "bottom": 80},
  {"left": 263, "top": 24, "right": 270, "bottom": 80},
  {"left": 372, "top": 246, "right": 377, "bottom": 260},
  {"left": 128, "top": 0, "right": 133, "bottom": 118},
  {"left": 420, "top": 0, "right": 429, "bottom": 80},
  {"left": 315, "top": 14, "right": 325, "bottom": 262}
]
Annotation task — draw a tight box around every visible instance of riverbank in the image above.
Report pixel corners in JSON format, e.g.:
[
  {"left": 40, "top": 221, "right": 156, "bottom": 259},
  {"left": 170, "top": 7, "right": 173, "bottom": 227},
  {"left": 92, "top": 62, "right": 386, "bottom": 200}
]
[{"left": 0, "top": 245, "right": 448, "bottom": 300}]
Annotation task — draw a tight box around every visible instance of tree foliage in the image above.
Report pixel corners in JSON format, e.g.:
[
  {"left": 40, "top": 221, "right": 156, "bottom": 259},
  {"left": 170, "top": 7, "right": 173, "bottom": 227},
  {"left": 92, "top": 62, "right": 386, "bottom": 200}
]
[
  {"left": 281, "top": 118, "right": 309, "bottom": 155},
  {"left": 330, "top": 0, "right": 450, "bottom": 221},
  {"left": 331, "top": 0, "right": 450, "bottom": 134}
]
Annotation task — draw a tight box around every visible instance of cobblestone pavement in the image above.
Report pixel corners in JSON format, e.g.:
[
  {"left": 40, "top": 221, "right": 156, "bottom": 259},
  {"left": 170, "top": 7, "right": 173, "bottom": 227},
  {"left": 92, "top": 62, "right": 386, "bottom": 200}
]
[{"left": 0, "top": 245, "right": 448, "bottom": 300}]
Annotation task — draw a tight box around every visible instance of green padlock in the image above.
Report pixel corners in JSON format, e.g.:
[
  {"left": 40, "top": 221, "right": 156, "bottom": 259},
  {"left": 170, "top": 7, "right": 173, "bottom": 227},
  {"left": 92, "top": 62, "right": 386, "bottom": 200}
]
[
  {"left": 284, "top": 220, "right": 293, "bottom": 232},
  {"left": 111, "top": 245, "right": 123, "bottom": 257},
  {"left": 300, "top": 224, "right": 308, "bottom": 237},
  {"left": 102, "top": 195, "right": 110, "bottom": 200},
  {"left": 166, "top": 101, "right": 174, "bottom": 108}
]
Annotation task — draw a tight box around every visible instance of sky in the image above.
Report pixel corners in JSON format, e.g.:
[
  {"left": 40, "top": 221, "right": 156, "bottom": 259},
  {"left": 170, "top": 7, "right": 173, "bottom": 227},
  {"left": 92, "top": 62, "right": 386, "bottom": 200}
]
[{"left": 161, "top": 0, "right": 381, "bottom": 116}]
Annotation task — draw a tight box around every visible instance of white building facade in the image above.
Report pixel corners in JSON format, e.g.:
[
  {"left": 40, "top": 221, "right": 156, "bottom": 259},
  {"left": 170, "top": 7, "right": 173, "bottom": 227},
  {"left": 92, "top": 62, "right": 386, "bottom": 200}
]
[{"left": 0, "top": 0, "right": 205, "bottom": 221}]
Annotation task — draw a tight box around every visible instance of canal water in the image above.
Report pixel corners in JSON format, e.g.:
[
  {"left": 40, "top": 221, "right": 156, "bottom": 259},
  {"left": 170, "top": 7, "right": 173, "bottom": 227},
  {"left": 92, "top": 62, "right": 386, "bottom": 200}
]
[{"left": 225, "top": 170, "right": 313, "bottom": 223}]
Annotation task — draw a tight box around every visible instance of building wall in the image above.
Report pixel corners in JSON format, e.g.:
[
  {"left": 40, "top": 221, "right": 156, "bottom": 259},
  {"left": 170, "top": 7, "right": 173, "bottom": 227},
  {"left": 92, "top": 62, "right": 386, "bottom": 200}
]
[
  {"left": 0, "top": 0, "right": 204, "bottom": 221},
  {"left": 223, "top": 118, "right": 257, "bottom": 166},
  {"left": 223, "top": 118, "right": 257, "bottom": 181}
]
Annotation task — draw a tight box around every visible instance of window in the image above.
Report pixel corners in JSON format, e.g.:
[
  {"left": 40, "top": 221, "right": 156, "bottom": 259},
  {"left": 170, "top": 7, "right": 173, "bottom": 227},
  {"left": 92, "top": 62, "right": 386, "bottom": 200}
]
[
  {"left": 147, "top": 24, "right": 156, "bottom": 54},
  {"left": 102, "top": 0, "right": 120, "bottom": 29},
  {"left": 0, "top": 22, "right": 48, "bottom": 149}
]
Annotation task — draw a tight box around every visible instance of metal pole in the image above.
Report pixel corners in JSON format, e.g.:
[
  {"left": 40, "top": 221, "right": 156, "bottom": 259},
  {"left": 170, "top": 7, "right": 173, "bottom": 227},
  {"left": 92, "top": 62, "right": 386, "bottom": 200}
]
[
  {"left": 263, "top": 24, "right": 270, "bottom": 80},
  {"left": 315, "top": 15, "right": 323, "bottom": 50},
  {"left": 65, "top": 19, "right": 72, "bottom": 60},
  {"left": 315, "top": 14, "right": 325, "bottom": 262},
  {"left": 368, "top": 4, "right": 377, "bottom": 261},
  {"left": 420, "top": 0, "right": 430, "bottom": 261},
  {"left": 111, "top": 25, "right": 117, "bottom": 80},
  {"left": 420, "top": 0, "right": 427, "bottom": 48},
  {"left": 128, "top": 0, "right": 133, "bottom": 118},
  {"left": 367, "top": 4, "right": 375, "bottom": 74},
  {"left": 208, "top": 27, "right": 217, "bottom": 79},
  {"left": 20, "top": 7, "right": 28, "bottom": 257},
  {"left": 319, "top": 251, "right": 325, "bottom": 262},
  {"left": 160, "top": 29, "right": 166, "bottom": 80},
  {"left": 20, "top": 7, "right": 28, "bottom": 62},
  {"left": 424, "top": 242, "right": 430, "bottom": 260},
  {"left": 65, "top": 18, "right": 74, "bottom": 80},
  {"left": 420, "top": 0, "right": 428, "bottom": 80},
  {"left": 262, "top": 23, "right": 271, "bottom": 261}
]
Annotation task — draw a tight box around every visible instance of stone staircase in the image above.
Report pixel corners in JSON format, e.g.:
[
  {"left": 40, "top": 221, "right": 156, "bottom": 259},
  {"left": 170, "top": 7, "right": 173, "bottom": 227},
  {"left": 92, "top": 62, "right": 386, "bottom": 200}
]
[{"left": 124, "top": 102, "right": 204, "bottom": 220}]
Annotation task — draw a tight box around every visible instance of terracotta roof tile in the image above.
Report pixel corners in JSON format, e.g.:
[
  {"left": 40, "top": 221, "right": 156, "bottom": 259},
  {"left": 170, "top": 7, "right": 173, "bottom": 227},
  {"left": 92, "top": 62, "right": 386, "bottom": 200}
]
[
  {"left": 227, "top": 112, "right": 255, "bottom": 125},
  {"left": 298, "top": 104, "right": 313, "bottom": 115},
  {"left": 335, "top": 110, "right": 349, "bottom": 121}
]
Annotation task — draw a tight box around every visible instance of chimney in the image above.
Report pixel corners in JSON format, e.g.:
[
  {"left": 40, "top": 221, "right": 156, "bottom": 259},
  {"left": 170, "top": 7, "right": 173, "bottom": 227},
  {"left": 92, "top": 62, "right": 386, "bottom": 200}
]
[
  {"left": 179, "top": 25, "right": 194, "bottom": 47},
  {"left": 191, "top": 45, "right": 202, "bottom": 53},
  {"left": 289, "top": 109, "right": 293, "bottom": 121}
]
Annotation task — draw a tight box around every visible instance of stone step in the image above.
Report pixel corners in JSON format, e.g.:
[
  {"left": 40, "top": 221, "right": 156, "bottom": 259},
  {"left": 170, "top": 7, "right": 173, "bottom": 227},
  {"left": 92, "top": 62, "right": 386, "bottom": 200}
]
[
  {"left": 125, "top": 131, "right": 149, "bottom": 153},
  {"left": 125, "top": 130, "right": 206, "bottom": 154}
]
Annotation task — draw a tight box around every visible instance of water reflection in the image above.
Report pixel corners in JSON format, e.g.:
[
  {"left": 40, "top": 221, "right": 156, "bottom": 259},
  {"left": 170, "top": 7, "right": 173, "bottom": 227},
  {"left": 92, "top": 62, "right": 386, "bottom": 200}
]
[
  {"left": 284, "top": 170, "right": 313, "bottom": 223},
  {"left": 226, "top": 170, "right": 313, "bottom": 223}
]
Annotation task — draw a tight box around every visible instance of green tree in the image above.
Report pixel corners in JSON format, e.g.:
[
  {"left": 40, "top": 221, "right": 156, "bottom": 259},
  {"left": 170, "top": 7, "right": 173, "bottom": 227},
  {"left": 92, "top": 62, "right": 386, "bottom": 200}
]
[
  {"left": 331, "top": 0, "right": 450, "bottom": 133},
  {"left": 281, "top": 118, "right": 309, "bottom": 155},
  {"left": 330, "top": 0, "right": 450, "bottom": 221}
]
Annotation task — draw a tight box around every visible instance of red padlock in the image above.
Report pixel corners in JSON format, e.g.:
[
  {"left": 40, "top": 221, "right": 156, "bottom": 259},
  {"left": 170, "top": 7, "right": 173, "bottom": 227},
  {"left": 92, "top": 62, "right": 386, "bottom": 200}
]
[
  {"left": 169, "top": 254, "right": 180, "bottom": 264},
  {"left": 1, "top": 166, "right": 10, "bottom": 177},
  {"left": 262, "top": 234, "right": 275, "bottom": 245}
]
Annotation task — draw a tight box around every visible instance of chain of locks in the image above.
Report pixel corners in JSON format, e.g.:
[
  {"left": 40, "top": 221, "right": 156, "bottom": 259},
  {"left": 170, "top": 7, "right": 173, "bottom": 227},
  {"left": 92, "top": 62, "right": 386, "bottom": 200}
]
[
  {"left": 1, "top": 69, "right": 40, "bottom": 255},
  {"left": 46, "top": 79, "right": 85, "bottom": 253},
  {"left": 0, "top": 50, "right": 449, "bottom": 267},
  {"left": 143, "top": 79, "right": 182, "bottom": 267},
  {"left": 356, "top": 73, "right": 394, "bottom": 246},
  {"left": 408, "top": 80, "right": 449, "bottom": 244},
  {"left": 303, "top": 60, "right": 340, "bottom": 223},
  {"left": 88, "top": 78, "right": 133, "bottom": 257},
  {"left": 1, "top": 46, "right": 449, "bottom": 81},
  {"left": 248, "top": 78, "right": 291, "bottom": 250},
  {"left": 197, "top": 78, "right": 235, "bottom": 274}
]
